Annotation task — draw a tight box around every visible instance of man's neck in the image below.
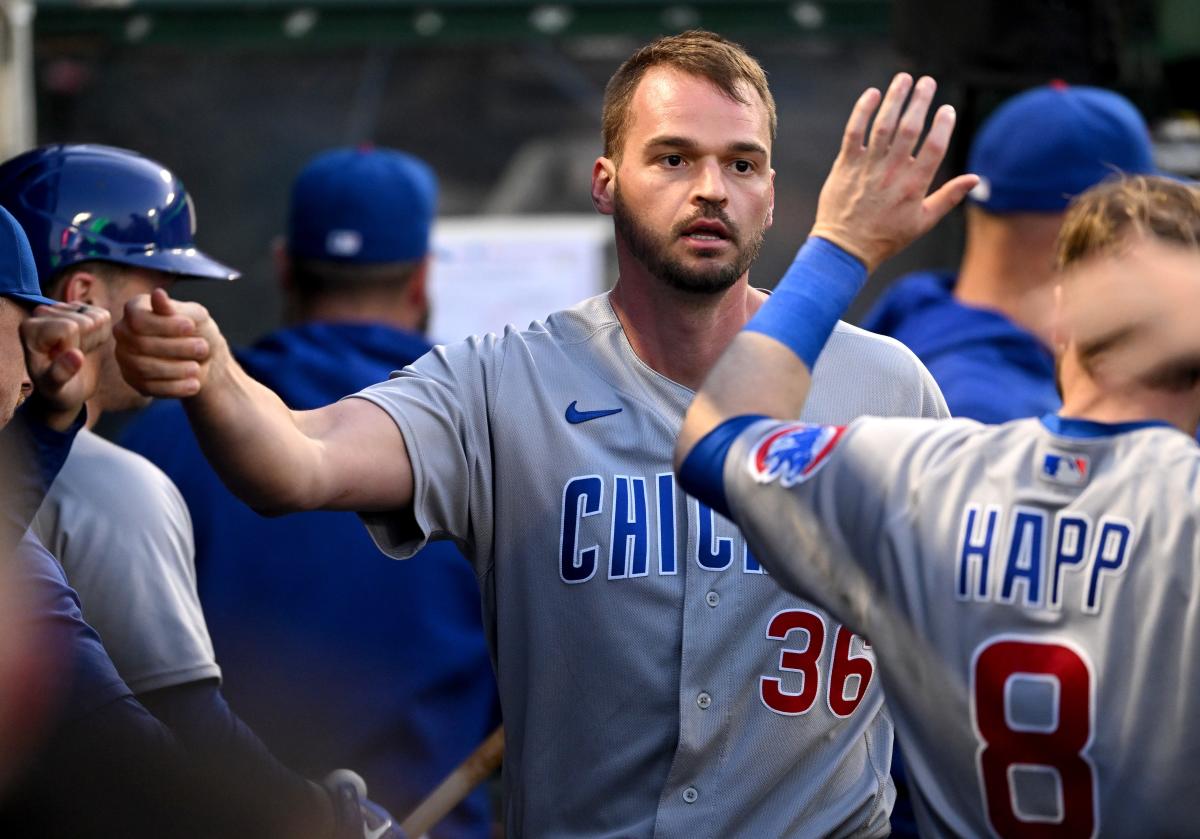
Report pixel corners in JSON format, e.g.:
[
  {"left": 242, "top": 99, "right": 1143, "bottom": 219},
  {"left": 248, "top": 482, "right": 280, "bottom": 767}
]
[
  {"left": 84, "top": 396, "right": 102, "bottom": 430},
  {"left": 288, "top": 297, "right": 422, "bottom": 332},
  {"left": 954, "top": 210, "right": 1063, "bottom": 345},
  {"left": 1060, "top": 362, "right": 1200, "bottom": 436},
  {"left": 608, "top": 259, "right": 767, "bottom": 391}
]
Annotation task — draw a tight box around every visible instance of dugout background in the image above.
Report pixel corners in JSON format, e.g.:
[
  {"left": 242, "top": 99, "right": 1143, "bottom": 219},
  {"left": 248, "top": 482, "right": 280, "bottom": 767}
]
[{"left": 24, "top": 0, "right": 1200, "bottom": 350}]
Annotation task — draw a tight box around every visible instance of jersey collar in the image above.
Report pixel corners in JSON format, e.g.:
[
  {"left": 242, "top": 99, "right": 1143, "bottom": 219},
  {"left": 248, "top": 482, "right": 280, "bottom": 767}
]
[{"left": 1040, "top": 413, "right": 1172, "bottom": 439}]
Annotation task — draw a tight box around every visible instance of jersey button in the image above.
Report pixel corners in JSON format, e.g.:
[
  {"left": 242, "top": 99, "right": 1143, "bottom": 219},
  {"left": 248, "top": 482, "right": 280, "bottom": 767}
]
[
  {"left": 682, "top": 787, "right": 699, "bottom": 804},
  {"left": 696, "top": 692, "right": 712, "bottom": 710},
  {"left": 705, "top": 591, "right": 720, "bottom": 607}
]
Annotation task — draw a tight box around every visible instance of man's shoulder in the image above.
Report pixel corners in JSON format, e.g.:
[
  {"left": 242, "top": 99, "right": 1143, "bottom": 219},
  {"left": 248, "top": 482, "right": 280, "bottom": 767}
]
[
  {"left": 411, "top": 293, "right": 617, "bottom": 373},
  {"left": 822, "top": 320, "right": 941, "bottom": 389},
  {"left": 56, "top": 429, "right": 186, "bottom": 516},
  {"left": 804, "top": 321, "right": 947, "bottom": 423}
]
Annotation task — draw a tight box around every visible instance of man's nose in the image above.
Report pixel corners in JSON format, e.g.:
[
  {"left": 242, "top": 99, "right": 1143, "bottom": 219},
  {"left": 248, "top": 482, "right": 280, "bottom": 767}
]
[{"left": 691, "top": 158, "right": 728, "bottom": 206}]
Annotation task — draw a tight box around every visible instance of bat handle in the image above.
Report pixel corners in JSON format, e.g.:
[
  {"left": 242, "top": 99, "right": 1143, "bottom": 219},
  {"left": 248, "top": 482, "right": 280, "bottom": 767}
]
[{"left": 400, "top": 726, "right": 505, "bottom": 838}]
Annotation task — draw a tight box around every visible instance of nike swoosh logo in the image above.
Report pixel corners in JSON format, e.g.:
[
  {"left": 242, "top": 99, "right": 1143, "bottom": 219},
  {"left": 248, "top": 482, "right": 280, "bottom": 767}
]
[{"left": 565, "top": 401, "right": 623, "bottom": 424}]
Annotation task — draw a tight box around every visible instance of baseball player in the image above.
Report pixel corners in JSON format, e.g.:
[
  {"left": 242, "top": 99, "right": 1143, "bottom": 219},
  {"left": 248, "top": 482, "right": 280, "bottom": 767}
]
[
  {"left": 676, "top": 142, "right": 1200, "bottom": 835},
  {"left": 121, "top": 147, "right": 500, "bottom": 837},
  {"left": 0, "top": 146, "right": 402, "bottom": 839},
  {"left": 114, "top": 35, "right": 972, "bottom": 837},
  {"left": 0, "top": 206, "right": 269, "bottom": 837}
]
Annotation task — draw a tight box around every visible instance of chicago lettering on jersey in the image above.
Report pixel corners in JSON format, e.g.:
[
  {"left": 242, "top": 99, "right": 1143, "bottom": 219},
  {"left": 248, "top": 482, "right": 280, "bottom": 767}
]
[
  {"left": 955, "top": 502, "right": 1134, "bottom": 613},
  {"left": 558, "top": 473, "right": 765, "bottom": 584}
]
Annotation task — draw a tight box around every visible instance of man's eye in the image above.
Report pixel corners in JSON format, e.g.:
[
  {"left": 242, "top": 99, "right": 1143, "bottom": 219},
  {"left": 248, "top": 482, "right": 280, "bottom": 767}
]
[
  {"left": 664, "top": 154, "right": 684, "bottom": 167},
  {"left": 732, "top": 160, "right": 753, "bottom": 173}
]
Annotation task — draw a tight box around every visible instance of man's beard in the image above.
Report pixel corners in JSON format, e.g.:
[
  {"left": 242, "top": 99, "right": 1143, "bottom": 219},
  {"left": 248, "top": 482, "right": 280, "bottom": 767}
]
[{"left": 613, "top": 187, "right": 765, "bottom": 295}]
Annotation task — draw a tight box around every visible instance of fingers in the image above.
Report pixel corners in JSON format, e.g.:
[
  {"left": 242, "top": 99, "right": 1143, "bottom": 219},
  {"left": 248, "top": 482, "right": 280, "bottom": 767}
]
[
  {"left": 121, "top": 292, "right": 200, "bottom": 339},
  {"left": 841, "top": 87, "right": 882, "bottom": 156},
  {"left": 867, "top": 73, "right": 914, "bottom": 160},
  {"left": 26, "top": 303, "right": 112, "bottom": 355},
  {"left": 38, "top": 349, "right": 85, "bottom": 392},
  {"left": 891, "top": 76, "right": 937, "bottom": 161},
  {"left": 920, "top": 173, "right": 981, "bottom": 229},
  {"left": 912, "top": 103, "right": 957, "bottom": 182},
  {"left": 115, "top": 291, "right": 213, "bottom": 398},
  {"left": 150, "top": 287, "right": 176, "bottom": 316}
]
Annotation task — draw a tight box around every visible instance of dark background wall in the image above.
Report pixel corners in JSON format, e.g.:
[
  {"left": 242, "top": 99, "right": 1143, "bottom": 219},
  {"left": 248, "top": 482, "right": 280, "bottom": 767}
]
[{"left": 29, "top": 0, "right": 1191, "bottom": 347}]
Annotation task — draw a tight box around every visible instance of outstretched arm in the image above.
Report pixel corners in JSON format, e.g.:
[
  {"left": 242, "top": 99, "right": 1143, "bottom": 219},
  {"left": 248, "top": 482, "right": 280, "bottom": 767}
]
[
  {"left": 675, "top": 73, "right": 976, "bottom": 470},
  {"left": 115, "top": 289, "right": 414, "bottom": 515}
]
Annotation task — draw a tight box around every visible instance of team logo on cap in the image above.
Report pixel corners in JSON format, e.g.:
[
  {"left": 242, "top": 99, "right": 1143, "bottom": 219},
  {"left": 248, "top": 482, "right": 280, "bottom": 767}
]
[
  {"left": 326, "top": 229, "right": 363, "bottom": 257},
  {"left": 1040, "top": 451, "right": 1090, "bottom": 486},
  {"left": 749, "top": 423, "right": 845, "bottom": 487},
  {"left": 969, "top": 177, "right": 991, "bottom": 203}
]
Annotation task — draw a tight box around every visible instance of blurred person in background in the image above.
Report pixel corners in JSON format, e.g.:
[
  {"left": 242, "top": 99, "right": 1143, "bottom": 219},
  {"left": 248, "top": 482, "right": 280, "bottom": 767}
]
[
  {"left": 122, "top": 146, "right": 500, "bottom": 838},
  {"left": 862, "top": 83, "right": 1156, "bottom": 423},
  {"left": 0, "top": 147, "right": 401, "bottom": 839},
  {"left": 0, "top": 204, "right": 239, "bottom": 837}
]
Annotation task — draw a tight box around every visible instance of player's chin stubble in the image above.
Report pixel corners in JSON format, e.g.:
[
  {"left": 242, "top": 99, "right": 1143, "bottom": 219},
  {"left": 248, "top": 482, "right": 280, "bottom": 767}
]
[{"left": 612, "top": 187, "right": 765, "bottom": 296}]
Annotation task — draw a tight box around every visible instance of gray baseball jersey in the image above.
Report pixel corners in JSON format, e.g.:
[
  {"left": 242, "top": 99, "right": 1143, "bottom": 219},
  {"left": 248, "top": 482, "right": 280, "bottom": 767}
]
[
  {"left": 721, "top": 413, "right": 1200, "bottom": 837},
  {"left": 353, "top": 292, "right": 947, "bottom": 838},
  {"left": 33, "top": 428, "right": 220, "bottom": 694}
]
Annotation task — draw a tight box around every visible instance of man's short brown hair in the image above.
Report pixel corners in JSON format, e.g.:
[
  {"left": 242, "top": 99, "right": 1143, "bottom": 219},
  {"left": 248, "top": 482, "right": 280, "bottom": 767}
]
[
  {"left": 1056, "top": 175, "right": 1200, "bottom": 269},
  {"left": 601, "top": 30, "right": 777, "bottom": 161}
]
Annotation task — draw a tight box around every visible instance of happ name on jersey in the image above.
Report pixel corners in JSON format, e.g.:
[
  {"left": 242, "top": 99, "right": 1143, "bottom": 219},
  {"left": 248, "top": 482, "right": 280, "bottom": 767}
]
[
  {"left": 559, "top": 474, "right": 766, "bottom": 583},
  {"left": 956, "top": 502, "right": 1135, "bottom": 613}
]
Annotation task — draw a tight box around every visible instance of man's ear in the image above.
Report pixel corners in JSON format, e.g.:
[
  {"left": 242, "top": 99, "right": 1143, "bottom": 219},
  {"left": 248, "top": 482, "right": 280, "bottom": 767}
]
[
  {"left": 765, "top": 168, "right": 776, "bottom": 231},
  {"left": 591, "top": 157, "right": 617, "bottom": 216},
  {"left": 272, "top": 237, "right": 292, "bottom": 293},
  {"left": 1050, "top": 282, "right": 1069, "bottom": 352},
  {"left": 407, "top": 256, "right": 430, "bottom": 311},
  {"left": 58, "top": 270, "right": 98, "bottom": 306}
]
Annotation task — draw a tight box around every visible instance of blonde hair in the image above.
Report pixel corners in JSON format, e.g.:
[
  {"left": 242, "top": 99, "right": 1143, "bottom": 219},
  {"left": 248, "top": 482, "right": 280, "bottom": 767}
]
[
  {"left": 1056, "top": 175, "right": 1200, "bottom": 269},
  {"left": 601, "top": 30, "right": 776, "bottom": 161}
]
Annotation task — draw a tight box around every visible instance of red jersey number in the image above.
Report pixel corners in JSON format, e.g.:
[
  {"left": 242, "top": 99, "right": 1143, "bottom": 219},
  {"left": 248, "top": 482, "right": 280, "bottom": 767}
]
[
  {"left": 973, "top": 638, "right": 1097, "bottom": 838},
  {"left": 760, "top": 609, "right": 874, "bottom": 717}
]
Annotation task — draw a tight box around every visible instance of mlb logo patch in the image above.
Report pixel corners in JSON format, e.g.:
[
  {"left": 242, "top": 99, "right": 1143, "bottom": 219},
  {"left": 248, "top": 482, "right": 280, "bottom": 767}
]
[
  {"left": 1040, "top": 452, "right": 1090, "bottom": 486},
  {"left": 749, "top": 423, "right": 845, "bottom": 487}
]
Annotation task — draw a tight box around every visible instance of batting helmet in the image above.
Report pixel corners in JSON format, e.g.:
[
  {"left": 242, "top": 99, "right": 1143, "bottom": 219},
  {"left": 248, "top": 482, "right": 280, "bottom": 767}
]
[{"left": 0, "top": 144, "right": 239, "bottom": 289}]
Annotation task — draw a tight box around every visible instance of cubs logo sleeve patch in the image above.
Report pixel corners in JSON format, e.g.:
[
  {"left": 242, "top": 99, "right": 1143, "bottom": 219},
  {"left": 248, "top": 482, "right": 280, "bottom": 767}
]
[{"left": 748, "top": 423, "right": 846, "bottom": 488}]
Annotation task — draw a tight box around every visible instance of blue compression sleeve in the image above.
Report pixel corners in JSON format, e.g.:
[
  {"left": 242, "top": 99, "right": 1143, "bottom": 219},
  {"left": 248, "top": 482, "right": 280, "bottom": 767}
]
[
  {"left": 744, "top": 236, "right": 867, "bottom": 369},
  {"left": 678, "top": 414, "right": 768, "bottom": 519}
]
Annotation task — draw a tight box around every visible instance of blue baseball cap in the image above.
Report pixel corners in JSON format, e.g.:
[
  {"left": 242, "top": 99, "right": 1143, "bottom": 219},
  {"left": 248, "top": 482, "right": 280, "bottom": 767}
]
[
  {"left": 0, "top": 204, "right": 56, "bottom": 308},
  {"left": 967, "top": 83, "right": 1156, "bottom": 213},
  {"left": 287, "top": 146, "right": 438, "bottom": 264}
]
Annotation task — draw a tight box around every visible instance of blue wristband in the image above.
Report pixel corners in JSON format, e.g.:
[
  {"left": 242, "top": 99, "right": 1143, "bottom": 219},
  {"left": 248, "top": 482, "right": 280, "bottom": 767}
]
[
  {"left": 677, "top": 414, "right": 768, "bottom": 519},
  {"left": 743, "top": 237, "right": 867, "bottom": 368}
]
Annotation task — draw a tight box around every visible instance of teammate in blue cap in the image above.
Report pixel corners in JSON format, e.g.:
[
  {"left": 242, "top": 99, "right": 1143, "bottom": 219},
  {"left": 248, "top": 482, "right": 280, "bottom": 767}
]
[
  {"left": 0, "top": 204, "right": 280, "bottom": 836},
  {"left": 862, "top": 83, "right": 1157, "bottom": 424},
  {"left": 122, "top": 146, "right": 499, "bottom": 837},
  {"left": 0, "top": 147, "right": 403, "bottom": 839}
]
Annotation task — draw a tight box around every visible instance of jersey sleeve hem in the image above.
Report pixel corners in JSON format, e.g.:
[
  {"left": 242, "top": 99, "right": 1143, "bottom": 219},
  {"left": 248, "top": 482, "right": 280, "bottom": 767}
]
[
  {"left": 344, "top": 391, "right": 437, "bottom": 561},
  {"left": 124, "top": 662, "right": 223, "bottom": 696}
]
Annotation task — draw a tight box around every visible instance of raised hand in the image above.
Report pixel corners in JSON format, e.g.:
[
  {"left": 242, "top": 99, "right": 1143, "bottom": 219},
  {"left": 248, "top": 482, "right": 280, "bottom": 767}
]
[
  {"left": 20, "top": 302, "right": 112, "bottom": 427},
  {"left": 810, "top": 73, "right": 979, "bottom": 271},
  {"left": 115, "top": 288, "right": 225, "bottom": 399}
]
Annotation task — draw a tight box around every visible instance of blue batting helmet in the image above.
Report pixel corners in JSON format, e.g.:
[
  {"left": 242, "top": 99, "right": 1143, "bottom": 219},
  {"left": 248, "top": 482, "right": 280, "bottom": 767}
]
[{"left": 0, "top": 144, "right": 239, "bottom": 290}]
